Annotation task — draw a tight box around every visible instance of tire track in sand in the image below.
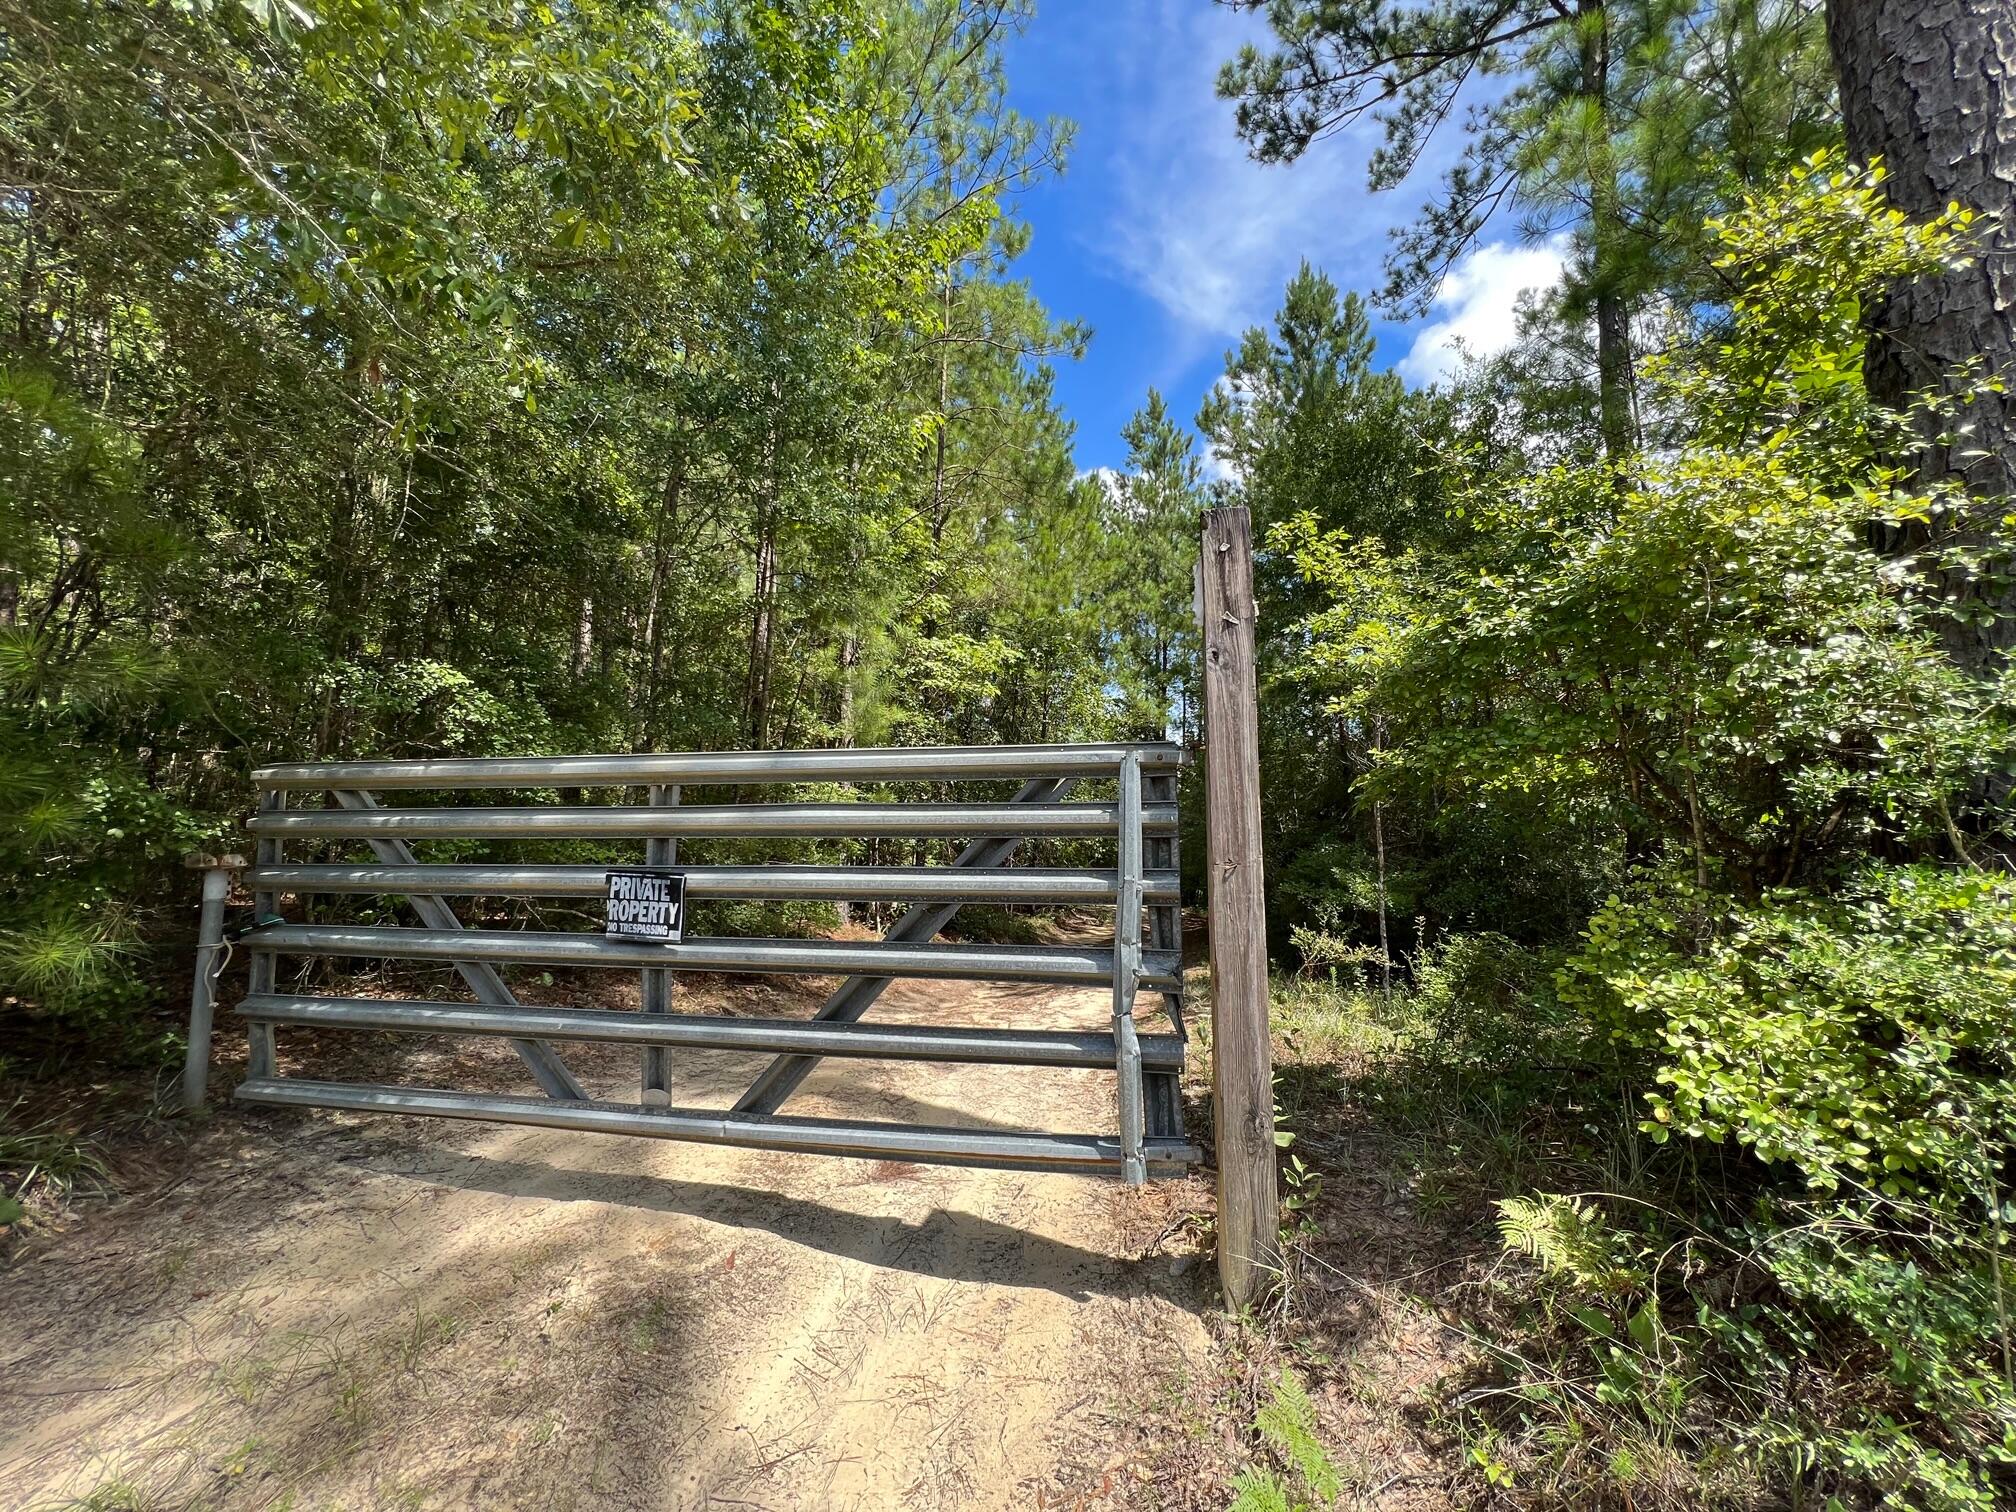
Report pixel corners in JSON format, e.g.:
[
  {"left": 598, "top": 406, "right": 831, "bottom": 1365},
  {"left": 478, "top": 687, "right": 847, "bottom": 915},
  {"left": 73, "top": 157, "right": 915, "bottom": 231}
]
[{"left": 1, "top": 968, "right": 1212, "bottom": 1510}]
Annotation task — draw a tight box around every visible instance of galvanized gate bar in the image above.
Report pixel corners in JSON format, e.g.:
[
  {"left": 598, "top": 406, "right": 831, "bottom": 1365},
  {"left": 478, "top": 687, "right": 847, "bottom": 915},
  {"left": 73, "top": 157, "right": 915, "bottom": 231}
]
[
  {"left": 246, "top": 791, "right": 281, "bottom": 1080},
  {"left": 1145, "top": 770, "right": 1185, "bottom": 1030},
  {"left": 641, "top": 783, "right": 678, "bottom": 1106},
  {"left": 254, "top": 742, "right": 1183, "bottom": 790},
  {"left": 247, "top": 801, "right": 1174, "bottom": 841},
  {"left": 226, "top": 741, "right": 1197, "bottom": 1182},
  {"left": 235, "top": 995, "right": 1188, "bottom": 1070},
  {"left": 332, "top": 790, "right": 586, "bottom": 1101},
  {"left": 1111, "top": 752, "right": 1147, "bottom": 1184},
  {"left": 244, "top": 923, "right": 1182, "bottom": 988},
  {"left": 237, "top": 1078, "right": 1201, "bottom": 1176},
  {"left": 243, "top": 863, "right": 1181, "bottom": 904},
  {"left": 1144, "top": 766, "right": 1185, "bottom": 1140},
  {"left": 732, "top": 776, "right": 1069, "bottom": 1117}
]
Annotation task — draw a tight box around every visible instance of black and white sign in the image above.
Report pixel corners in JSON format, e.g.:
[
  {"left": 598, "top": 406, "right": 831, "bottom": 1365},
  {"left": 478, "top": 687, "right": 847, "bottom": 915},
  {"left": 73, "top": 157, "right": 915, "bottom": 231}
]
[{"left": 604, "top": 869, "right": 685, "bottom": 942}]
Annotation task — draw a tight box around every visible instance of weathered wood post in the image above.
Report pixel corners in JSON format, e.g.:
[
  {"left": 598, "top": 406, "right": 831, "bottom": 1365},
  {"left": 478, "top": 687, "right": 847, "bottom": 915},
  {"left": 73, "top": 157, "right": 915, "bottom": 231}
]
[{"left": 1199, "top": 505, "right": 1278, "bottom": 1309}]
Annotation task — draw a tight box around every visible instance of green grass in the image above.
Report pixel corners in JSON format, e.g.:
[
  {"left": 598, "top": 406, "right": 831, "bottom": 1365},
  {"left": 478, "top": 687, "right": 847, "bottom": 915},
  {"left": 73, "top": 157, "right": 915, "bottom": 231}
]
[
  {"left": 63, "top": 1485, "right": 153, "bottom": 1512},
  {"left": 1232, "top": 960, "right": 1785, "bottom": 1511},
  {"left": 1, "top": 1100, "right": 113, "bottom": 1231},
  {"left": 0, "top": 1103, "right": 111, "bottom": 1196},
  {"left": 1268, "top": 973, "right": 1426, "bottom": 1063},
  {"left": 1246, "top": 946, "right": 2014, "bottom": 1510}
]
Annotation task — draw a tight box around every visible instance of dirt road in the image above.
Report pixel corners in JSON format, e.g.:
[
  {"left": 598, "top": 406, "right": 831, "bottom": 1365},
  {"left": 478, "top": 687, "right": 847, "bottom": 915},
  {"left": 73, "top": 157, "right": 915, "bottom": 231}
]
[{"left": 1, "top": 968, "right": 1215, "bottom": 1510}]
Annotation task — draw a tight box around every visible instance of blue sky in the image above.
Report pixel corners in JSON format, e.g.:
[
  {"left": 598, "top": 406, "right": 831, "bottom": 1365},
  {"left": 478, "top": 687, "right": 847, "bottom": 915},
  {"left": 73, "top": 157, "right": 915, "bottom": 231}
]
[{"left": 999, "top": 1, "right": 1567, "bottom": 475}]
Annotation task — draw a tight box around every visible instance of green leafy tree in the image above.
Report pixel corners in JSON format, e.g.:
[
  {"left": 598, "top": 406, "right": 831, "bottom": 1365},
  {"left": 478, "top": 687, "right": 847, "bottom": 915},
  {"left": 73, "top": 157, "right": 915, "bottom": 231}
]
[
  {"left": 1103, "top": 390, "right": 1205, "bottom": 740},
  {"left": 1282, "top": 151, "right": 2016, "bottom": 1508},
  {"left": 1300, "top": 155, "right": 2010, "bottom": 893},
  {"left": 0, "top": 0, "right": 1134, "bottom": 1050},
  {"left": 1218, "top": 0, "right": 1837, "bottom": 456}
]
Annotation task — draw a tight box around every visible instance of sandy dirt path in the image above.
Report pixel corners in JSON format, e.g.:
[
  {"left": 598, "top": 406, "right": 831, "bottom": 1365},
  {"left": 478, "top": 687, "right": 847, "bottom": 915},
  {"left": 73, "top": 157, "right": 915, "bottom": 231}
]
[{"left": 1, "top": 967, "right": 1215, "bottom": 1512}]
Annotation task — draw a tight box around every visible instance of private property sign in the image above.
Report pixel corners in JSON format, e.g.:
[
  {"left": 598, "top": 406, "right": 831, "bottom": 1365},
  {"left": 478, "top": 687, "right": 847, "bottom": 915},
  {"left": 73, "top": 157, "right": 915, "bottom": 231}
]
[{"left": 604, "top": 869, "right": 685, "bottom": 942}]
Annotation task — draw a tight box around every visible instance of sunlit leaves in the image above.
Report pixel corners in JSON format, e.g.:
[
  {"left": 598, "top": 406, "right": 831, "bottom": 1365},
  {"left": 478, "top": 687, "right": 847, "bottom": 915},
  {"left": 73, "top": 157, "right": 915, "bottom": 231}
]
[
  {"left": 0, "top": 1, "right": 1120, "bottom": 1034},
  {"left": 1287, "top": 154, "right": 2015, "bottom": 887}
]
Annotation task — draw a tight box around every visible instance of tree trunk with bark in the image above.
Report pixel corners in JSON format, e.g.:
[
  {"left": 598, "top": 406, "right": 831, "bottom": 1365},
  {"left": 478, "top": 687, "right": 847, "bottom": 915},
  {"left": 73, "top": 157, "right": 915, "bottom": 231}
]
[
  {"left": 1582, "top": 1, "right": 1637, "bottom": 462},
  {"left": 744, "top": 500, "right": 777, "bottom": 749},
  {"left": 1828, "top": 0, "right": 2016, "bottom": 670},
  {"left": 1594, "top": 288, "right": 1635, "bottom": 459},
  {"left": 638, "top": 468, "right": 683, "bottom": 750},
  {"left": 571, "top": 592, "right": 593, "bottom": 680}
]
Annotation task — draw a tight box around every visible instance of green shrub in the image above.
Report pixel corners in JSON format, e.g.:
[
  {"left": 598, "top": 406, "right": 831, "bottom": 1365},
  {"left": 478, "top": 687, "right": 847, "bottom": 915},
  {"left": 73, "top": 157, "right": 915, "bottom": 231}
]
[
  {"left": 1551, "top": 863, "right": 2016, "bottom": 1506},
  {"left": 1570, "top": 866, "right": 2016, "bottom": 1206},
  {"left": 0, "top": 727, "right": 210, "bottom": 1050},
  {"left": 1273, "top": 150, "right": 2016, "bottom": 1510}
]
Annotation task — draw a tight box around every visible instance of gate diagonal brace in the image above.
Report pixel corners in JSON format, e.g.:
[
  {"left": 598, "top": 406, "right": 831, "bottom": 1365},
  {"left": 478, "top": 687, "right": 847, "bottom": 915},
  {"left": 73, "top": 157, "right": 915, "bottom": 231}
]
[
  {"left": 333, "top": 789, "right": 586, "bottom": 1101},
  {"left": 733, "top": 776, "right": 1071, "bottom": 1116}
]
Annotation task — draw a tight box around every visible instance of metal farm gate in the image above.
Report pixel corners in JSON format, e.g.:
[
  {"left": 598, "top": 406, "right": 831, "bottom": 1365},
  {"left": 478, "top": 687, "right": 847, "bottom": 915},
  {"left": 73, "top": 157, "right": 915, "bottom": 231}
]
[{"left": 191, "top": 742, "right": 1198, "bottom": 1184}]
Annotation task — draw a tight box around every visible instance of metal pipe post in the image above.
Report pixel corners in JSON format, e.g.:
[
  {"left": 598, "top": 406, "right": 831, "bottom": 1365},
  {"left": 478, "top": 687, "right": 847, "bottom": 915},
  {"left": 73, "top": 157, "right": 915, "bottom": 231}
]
[
  {"left": 237, "top": 1077, "right": 1201, "bottom": 1178},
  {"left": 242, "top": 862, "right": 1177, "bottom": 905},
  {"left": 641, "top": 783, "right": 679, "bottom": 1106},
  {"left": 247, "top": 800, "right": 1174, "bottom": 842},
  {"left": 246, "top": 922, "right": 1181, "bottom": 988},
  {"left": 1143, "top": 766, "right": 1185, "bottom": 1138},
  {"left": 246, "top": 793, "right": 282, "bottom": 1080},
  {"left": 180, "top": 864, "right": 235, "bottom": 1109},
  {"left": 254, "top": 742, "right": 1184, "bottom": 791},
  {"left": 236, "top": 994, "right": 1190, "bottom": 1070},
  {"left": 1145, "top": 768, "right": 1184, "bottom": 1030},
  {"left": 1111, "top": 751, "right": 1147, "bottom": 1184}
]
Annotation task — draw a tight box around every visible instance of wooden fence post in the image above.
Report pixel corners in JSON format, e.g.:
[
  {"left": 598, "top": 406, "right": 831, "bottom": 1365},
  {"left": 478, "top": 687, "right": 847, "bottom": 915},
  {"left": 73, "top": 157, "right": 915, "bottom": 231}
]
[{"left": 1199, "top": 505, "right": 1278, "bottom": 1310}]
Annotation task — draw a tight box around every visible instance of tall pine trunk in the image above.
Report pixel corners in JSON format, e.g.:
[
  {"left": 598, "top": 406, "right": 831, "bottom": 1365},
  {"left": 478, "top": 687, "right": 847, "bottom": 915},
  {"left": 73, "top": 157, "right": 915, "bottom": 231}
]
[
  {"left": 639, "top": 467, "right": 684, "bottom": 750},
  {"left": 1828, "top": 0, "right": 2016, "bottom": 671},
  {"left": 1581, "top": 1, "right": 1636, "bottom": 461},
  {"left": 933, "top": 270, "right": 952, "bottom": 542},
  {"left": 744, "top": 499, "right": 777, "bottom": 750},
  {"left": 571, "top": 593, "right": 593, "bottom": 680},
  {"left": 1594, "top": 289, "right": 1634, "bottom": 459}
]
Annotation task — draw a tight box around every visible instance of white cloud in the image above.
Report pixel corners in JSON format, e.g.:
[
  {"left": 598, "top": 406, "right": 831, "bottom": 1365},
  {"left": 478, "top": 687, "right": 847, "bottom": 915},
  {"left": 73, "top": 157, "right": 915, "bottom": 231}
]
[
  {"left": 1397, "top": 237, "right": 1569, "bottom": 386},
  {"left": 1075, "top": 464, "right": 1125, "bottom": 503},
  {"left": 1092, "top": 3, "right": 1405, "bottom": 349},
  {"left": 1196, "top": 376, "right": 1241, "bottom": 484}
]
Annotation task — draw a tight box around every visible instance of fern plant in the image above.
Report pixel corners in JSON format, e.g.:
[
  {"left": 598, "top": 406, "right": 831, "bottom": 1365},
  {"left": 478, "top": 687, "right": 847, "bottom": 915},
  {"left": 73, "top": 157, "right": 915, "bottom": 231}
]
[
  {"left": 1227, "top": 1369, "right": 1344, "bottom": 1511},
  {"left": 1496, "top": 1194, "right": 1648, "bottom": 1296}
]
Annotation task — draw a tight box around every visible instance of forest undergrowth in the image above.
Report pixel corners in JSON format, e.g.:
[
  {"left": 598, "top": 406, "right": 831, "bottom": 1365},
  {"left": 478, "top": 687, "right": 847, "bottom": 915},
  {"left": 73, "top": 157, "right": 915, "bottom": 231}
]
[
  {"left": 1196, "top": 907, "right": 2014, "bottom": 1512},
  {"left": 6, "top": 4, "right": 2015, "bottom": 1509}
]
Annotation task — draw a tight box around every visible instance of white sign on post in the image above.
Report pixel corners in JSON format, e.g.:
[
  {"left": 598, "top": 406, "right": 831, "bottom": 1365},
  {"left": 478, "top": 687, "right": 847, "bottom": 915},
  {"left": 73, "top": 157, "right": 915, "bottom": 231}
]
[{"left": 604, "top": 869, "right": 685, "bottom": 942}]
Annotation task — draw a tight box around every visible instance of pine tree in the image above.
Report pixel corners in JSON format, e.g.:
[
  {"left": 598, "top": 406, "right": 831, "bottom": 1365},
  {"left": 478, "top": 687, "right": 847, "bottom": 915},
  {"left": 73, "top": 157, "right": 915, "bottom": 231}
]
[
  {"left": 1827, "top": 0, "right": 2016, "bottom": 675},
  {"left": 1217, "top": 0, "right": 1836, "bottom": 455},
  {"left": 1107, "top": 391, "right": 1206, "bottom": 739}
]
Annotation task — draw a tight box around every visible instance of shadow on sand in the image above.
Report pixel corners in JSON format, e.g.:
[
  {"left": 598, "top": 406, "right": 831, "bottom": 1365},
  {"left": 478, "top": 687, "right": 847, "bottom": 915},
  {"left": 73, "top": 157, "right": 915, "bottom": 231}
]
[{"left": 399, "top": 1150, "right": 1160, "bottom": 1303}]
